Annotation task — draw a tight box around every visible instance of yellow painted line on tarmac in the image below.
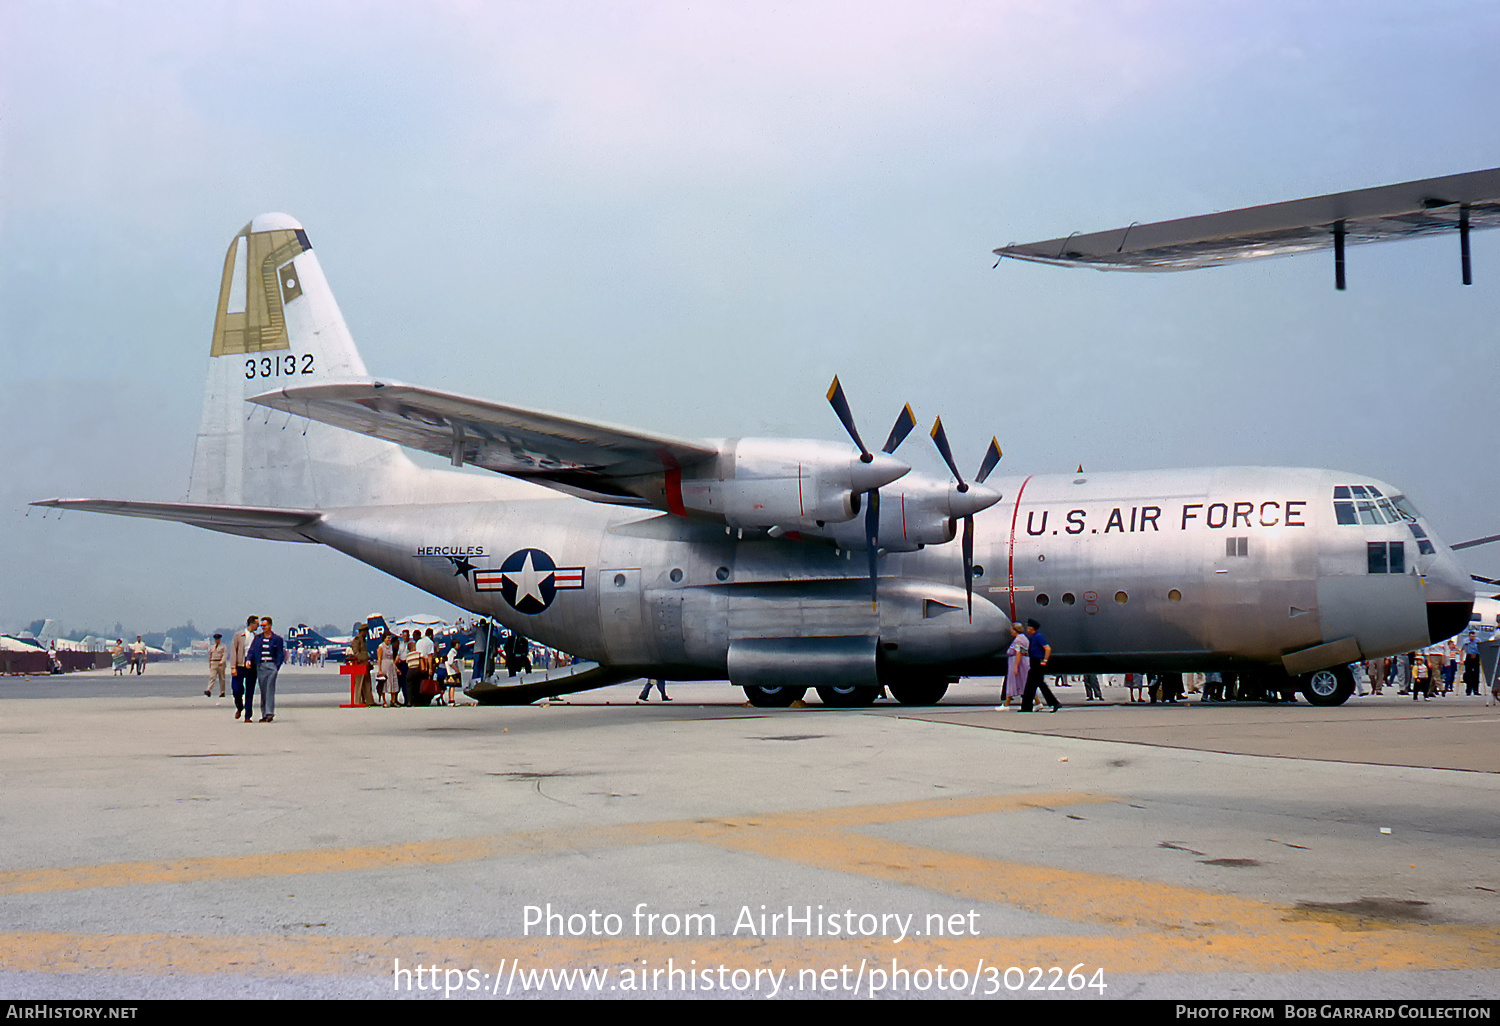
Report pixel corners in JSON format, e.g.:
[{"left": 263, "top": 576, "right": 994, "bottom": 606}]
[
  {"left": 707, "top": 827, "right": 1288, "bottom": 936},
  {"left": 0, "top": 792, "right": 1105, "bottom": 896},
  {"left": 3, "top": 790, "right": 1497, "bottom": 979}
]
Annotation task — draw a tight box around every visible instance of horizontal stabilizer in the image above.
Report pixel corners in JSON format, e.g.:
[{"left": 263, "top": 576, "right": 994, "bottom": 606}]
[
  {"left": 251, "top": 380, "right": 719, "bottom": 501},
  {"left": 995, "top": 167, "right": 1500, "bottom": 272},
  {"left": 31, "top": 499, "right": 322, "bottom": 543}
]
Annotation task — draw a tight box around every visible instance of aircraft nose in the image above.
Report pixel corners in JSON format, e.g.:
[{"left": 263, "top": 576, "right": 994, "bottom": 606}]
[{"left": 850, "top": 452, "right": 910, "bottom": 493}]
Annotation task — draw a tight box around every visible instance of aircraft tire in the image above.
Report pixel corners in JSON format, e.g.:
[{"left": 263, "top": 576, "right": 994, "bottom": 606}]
[
  {"left": 742, "top": 684, "right": 807, "bottom": 707},
  {"left": 815, "top": 684, "right": 880, "bottom": 708},
  {"left": 1302, "top": 666, "right": 1354, "bottom": 707},
  {"left": 886, "top": 680, "right": 950, "bottom": 705}
]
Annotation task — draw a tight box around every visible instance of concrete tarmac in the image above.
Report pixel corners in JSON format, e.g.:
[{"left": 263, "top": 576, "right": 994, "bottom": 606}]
[{"left": 2, "top": 667, "right": 1497, "bottom": 1000}]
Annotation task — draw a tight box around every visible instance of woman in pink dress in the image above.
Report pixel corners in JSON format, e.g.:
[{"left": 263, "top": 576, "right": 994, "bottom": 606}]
[
  {"left": 1003, "top": 623, "right": 1030, "bottom": 708},
  {"left": 377, "top": 635, "right": 400, "bottom": 708}
]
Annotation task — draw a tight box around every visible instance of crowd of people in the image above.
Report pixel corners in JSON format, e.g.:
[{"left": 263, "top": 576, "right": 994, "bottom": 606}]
[
  {"left": 345, "top": 624, "right": 469, "bottom": 708},
  {"left": 1360, "top": 631, "right": 1490, "bottom": 701},
  {"left": 995, "top": 621, "right": 1499, "bottom": 707}
]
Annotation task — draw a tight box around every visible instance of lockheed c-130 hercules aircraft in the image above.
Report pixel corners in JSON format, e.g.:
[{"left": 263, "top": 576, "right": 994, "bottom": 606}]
[{"left": 36, "top": 169, "right": 1500, "bottom": 707}]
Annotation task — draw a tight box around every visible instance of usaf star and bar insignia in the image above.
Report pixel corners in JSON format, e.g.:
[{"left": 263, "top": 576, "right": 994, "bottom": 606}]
[
  {"left": 414, "top": 545, "right": 586, "bottom": 613},
  {"left": 474, "top": 548, "right": 586, "bottom": 614}
]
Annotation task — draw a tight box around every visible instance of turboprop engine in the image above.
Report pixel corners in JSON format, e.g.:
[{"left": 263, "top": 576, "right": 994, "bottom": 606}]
[
  {"left": 815, "top": 476, "right": 1002, "bottom": 551},
  {"left": 677, "top": 438, "right": 909, "bottom": 532}
]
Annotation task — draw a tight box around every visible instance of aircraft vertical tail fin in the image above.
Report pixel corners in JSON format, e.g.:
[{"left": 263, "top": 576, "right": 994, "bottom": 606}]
[{"left": 187, "top": 214, "right": 416, "bottom": 509}]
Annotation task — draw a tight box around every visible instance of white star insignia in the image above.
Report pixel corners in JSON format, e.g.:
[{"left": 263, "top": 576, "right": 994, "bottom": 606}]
[{"left": 504, "top": 551, "right": 551, "bottom": 607}]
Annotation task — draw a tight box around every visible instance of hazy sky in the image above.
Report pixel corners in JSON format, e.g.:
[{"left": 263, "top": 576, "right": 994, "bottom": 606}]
[{"left": 4, "top": 1, "right": 1500, "bottom": 637}]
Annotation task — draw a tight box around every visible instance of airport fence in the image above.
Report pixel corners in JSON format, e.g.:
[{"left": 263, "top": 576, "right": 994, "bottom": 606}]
[{"left": 1, "top": 651, "right": 114, "bottom": 675}]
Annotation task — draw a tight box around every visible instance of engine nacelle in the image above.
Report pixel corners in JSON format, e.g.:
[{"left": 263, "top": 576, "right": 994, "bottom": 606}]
[
  {"left": 678, "top": 438, "right": 908, "bottom": 531},
  {"left": 815, "top": 477, "right": 1002, "bottom": 551}
]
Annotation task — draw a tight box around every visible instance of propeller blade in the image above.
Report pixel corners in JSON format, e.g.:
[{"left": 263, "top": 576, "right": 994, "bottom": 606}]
[
  {"left": 975, "top": 437, "right": 1002, "bottom": 484},
  {"left": 865, "top": 488, "right": 881, "bottom": 607},
  {"left": 962, "top": 515, "right": 975, "bottom": 621},
  {"left": 826, "top": 376, "right": 871, "bottom": 461},
  {"left": 882, "top": 404, "right": 917, "bottom": 454},
  {"left": 929, "top": 417, "right": 968, "bottom": 492}
]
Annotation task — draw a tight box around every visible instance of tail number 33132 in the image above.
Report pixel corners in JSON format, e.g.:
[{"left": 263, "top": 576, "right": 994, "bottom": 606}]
[{"left": 246, "top": 354, "right": 315, "bottom": 379}]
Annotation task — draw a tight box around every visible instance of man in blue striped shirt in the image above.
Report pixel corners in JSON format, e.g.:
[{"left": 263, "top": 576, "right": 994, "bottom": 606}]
[{"left": 246, "top": 617, "right": 286, "bottom": 723}]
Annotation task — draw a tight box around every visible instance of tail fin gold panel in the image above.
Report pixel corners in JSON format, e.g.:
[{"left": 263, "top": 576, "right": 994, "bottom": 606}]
[{"left": 209, "top": 223, "right": 311, "bottom": 356}]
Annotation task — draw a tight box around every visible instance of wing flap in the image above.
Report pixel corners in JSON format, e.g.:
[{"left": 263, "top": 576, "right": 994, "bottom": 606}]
[
  {"left": 994, "top": 167, "right": 1500, "bottom": 271},
  {"left": 31, "top": 499, "right": 323, "bottom": 543},
  {"left": 251, "top": 381, "right": 719, "bottom": 497}
]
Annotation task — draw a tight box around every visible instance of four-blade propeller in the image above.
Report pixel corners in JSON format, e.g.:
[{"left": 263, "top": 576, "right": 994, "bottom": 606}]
[
  {"left": 827, "top": 376, "right": 916, "bottom": 607},
  {"left": 931, "top": 417, "right": 1003, "bottom": 620}
]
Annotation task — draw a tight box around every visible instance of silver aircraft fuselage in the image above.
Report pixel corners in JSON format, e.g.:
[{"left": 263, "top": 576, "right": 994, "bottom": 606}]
[{"left": 306, "top": 465, "right": 1473, "bottom": 683}]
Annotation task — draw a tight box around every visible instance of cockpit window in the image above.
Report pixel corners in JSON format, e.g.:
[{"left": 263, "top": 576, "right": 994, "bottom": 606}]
[{"left": 1335, "top": 487, "right": 1421, "bottom": 527}]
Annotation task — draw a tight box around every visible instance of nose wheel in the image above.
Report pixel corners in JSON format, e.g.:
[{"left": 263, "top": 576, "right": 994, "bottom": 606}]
[{"left": 1301, "top": 666, "right": 1354, "bottom": 706}]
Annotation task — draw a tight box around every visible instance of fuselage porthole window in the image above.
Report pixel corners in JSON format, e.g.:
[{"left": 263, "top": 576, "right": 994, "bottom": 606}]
[
  {"left": 1061, "top": 593, "right": 1076, "bottom": 606},
  {"left": 1168, "top": 589, "right": 1182, "bottom": 602},
  {"left": 669, "top": 568, "right": 683, "bottom": 583},
  {"left": 1114, "top": 591, "right": 1128, "bottom": 604},
  {"left": 1036, "top": 593, "right": 1050, "bottom": 607}
]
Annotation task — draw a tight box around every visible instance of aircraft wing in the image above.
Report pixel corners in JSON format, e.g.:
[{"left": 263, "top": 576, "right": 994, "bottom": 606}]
[
  {"left": 994, "top": 167, "right": 1500, "bottom": 273},
  {"left": 30, "top": 499, "right": 322, "bottom": 542},
  {"left": 251, "top": 380, "right": 720, "bottom": 505}
]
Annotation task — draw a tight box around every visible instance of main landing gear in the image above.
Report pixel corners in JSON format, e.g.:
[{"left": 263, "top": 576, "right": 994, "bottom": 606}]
[
  {"left": 1300, "top": 665, "right": 1355, "bottom": 706},
  {"left": 740, "top": 678, "right": 952, "bottom": 707},
  {"left": 741, "top": 684, "right": 807, "bottom": 707}
]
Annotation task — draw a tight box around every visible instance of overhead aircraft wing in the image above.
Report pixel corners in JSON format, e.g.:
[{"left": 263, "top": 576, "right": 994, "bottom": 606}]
[
  {"left": 993, "top": 168, "right": 1500, "bottom": 283},
  {"left": 30, "top": 499, "right": 322, "bottom": 542},
  {"left": 251, "top": 380, "right": 720, "bottom": 506}
]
